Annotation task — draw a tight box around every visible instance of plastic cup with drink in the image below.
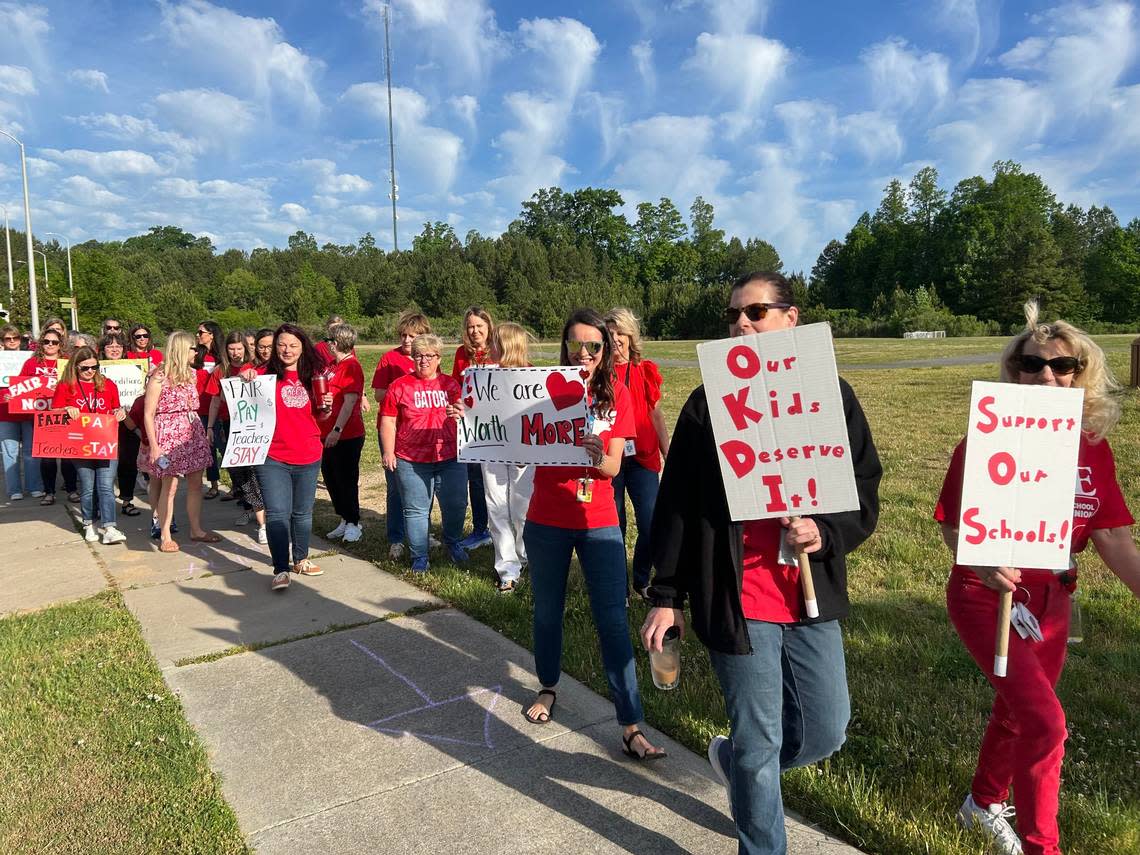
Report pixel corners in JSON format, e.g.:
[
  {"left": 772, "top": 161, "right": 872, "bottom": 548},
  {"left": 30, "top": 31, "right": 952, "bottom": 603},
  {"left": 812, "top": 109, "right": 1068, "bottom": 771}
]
[{"left": 648, "top": 626, "right": 681, "bottom": 691}]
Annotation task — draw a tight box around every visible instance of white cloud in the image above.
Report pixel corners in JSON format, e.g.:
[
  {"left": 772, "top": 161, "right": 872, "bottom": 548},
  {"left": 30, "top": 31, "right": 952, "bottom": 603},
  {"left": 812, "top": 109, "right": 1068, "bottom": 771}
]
[
  {"left": 368, "top": 0, "right": 504, "bottom": 83},
  {"left": 154, "top": 177, "right": 274, "bottom": 213},
  {"left": 295, "top": 159, "right": 372, "bottom": 194},
  {"left": 59, "top": 175, "right": 126, "bottom": 206},
  {"left": 684, "top": 32, "right": 790, "bottom": 110},
  {"left": 610, "top": 114, "right": 731, "bottom": 206},
  {"left": 450, "top": 95, "right": 478, "bottom": 133},
  {"left": 280, "top": 202, "right": 309, "bottom": 222},
  {"left": 518, "top": 17, "right": 601, "bottom": 98},
  {"left": 704, "top": 0, "right": 769, "bottom": 34},
  {"left": 68, "top": 113, "right": 195, "bottom": 157},
  {"left": 67, "top": 69, "right": 109, "bottom": 94},
  {"left": 39, "top": 148, "right": 166, "bottom": 177},
  {"left": 25, "top": 157, "right": 59, "bottom": 177},
  {"left": 154, "top": 89, "right": 256, "bottom": 151},
  {"left": 861, "top": 38, "right": 951, "bottom": 113},
  {"left": 490, "top": 92, "right": 574, "bottom": 200},
  {"left": 0, "top": 3, "right": 50, "bottom": 68},
  {"left": 160, "top": 0, "right": 322, "bottom": 118},
  {"left": 775, "top": 100, "right": 903, "bottom": 165},
  {"left": 631, "top": 40, "right": 654, "bottom": 93},
  {"left": 0, "top": 65, "right": 35, "bottom": 96},
  {"left": 341, "top": 83, "right": 463, "bottom": 193},
  {"left": 936, "top": 0, "right": 986, "bottom": 64}
]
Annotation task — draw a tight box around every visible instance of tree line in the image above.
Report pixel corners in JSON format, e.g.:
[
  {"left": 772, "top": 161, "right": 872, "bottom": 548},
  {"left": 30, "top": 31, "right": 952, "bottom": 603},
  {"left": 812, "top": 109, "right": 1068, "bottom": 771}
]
[{"left": 2, "top": 160, "right": 1136, "bottom": 341}]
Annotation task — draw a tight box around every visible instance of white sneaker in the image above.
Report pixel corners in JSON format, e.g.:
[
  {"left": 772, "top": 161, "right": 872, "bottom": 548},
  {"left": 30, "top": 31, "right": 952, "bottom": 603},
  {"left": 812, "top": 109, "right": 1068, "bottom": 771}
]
[
  {"left": 235, "top": 510, "right": 252, "bottom": 526},
  {"left": 271, "top": 571, "right": 290, "bottom": 591},
  {"left": 102, "top": 525, "right": 126, "bottom": 545},
  {"left": 9, "top": 492, "right": 23, "bottom": 501},
  {"left": 257, "top": 525, "right": 267, "bottom": 545},
  {"left": 958, "top": 795, "right": 1023, "bottom": 855},
  {"left": 84, "top": 523, "right": 99, "bottom": 543},
  {"left": 327, "top": 520, "right": 347, "bottom": 539},
  {"left": 343, "top": 522, "right": 363, "bottom": 543},
  {"left": 707, "top": 736, "right": 734, "bottom": 819},
  {"left": 30, "top": 490, "right": 45, "bottom": 498},
  {"left": 388, "top": 542, "right": 405, "bottom": 560}
]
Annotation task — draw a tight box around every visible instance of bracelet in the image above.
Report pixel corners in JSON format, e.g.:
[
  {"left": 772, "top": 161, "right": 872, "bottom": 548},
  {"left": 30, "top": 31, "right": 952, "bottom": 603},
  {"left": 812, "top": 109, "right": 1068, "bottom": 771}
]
[{"left": 332, "top": 426, "right": 342, "bottom": 433}]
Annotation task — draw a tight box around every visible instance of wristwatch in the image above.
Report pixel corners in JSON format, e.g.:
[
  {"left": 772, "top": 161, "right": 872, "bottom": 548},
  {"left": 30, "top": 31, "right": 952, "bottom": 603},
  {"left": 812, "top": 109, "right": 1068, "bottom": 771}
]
[{"left": 332, "top": 426, "right": 342, "bottom": 433}]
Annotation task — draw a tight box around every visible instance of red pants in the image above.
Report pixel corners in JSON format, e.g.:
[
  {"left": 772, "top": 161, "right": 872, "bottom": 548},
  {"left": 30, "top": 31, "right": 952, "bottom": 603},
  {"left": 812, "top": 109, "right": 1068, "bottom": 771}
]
[{"left": 946, "top": 565, "right": 1071, "bottom": 855}]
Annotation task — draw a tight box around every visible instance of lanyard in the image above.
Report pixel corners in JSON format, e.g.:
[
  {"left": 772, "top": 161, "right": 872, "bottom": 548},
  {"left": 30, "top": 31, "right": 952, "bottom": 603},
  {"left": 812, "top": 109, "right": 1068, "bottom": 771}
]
[
  {"left": 77, "top": 379, "right": 98, "bottom": 413},
  {"left": 622, "top": 362, "right": 632, "bottom": 389}
]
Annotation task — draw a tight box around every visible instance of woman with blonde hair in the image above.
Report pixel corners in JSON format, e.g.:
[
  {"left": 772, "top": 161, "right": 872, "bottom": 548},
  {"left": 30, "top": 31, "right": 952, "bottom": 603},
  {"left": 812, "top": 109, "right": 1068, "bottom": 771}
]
[
  {"left": 481, "top": 322, "right": 537, "bottom": 593},
  {"left": 141, "top": 330, "right": 220, "bottom": 553},
  {"left": 452, "top": 306, "right": 494, "bottom": 551},
  {"left": 604, "top": 307, "right": 670, "bottom": 599},
  {"left": 935, "top": 302, "right": 1140, "bottom": 855}
]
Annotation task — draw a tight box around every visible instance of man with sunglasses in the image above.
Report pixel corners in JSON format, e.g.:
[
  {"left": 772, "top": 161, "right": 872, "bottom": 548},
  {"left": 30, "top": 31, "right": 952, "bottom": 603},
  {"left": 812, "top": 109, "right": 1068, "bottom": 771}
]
[
  {"left": 642, "top": 271, "right": 882, "bottom": 854},
  {"left": 102, "top": 318, "right": 123, "bottom": 335}
]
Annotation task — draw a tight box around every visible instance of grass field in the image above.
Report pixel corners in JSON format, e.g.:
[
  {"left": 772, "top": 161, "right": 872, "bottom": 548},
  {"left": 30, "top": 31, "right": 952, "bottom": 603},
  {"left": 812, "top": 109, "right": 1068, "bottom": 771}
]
[{"left": 4, "top": 334, "right": 1139, "bottom": 854}]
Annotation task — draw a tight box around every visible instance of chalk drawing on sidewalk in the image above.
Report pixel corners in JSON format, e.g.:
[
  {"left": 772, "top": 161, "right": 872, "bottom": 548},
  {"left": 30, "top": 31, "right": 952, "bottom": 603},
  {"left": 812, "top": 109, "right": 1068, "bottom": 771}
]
[{"left": 350, "top": 638, "right": 502, "bottom": 749}]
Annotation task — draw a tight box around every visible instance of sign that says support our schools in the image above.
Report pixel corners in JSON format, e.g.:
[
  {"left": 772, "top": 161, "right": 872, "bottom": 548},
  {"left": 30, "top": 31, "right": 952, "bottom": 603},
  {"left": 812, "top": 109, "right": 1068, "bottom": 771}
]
[
  {"left": 32, "top": 410, "right": 119, "bottom": 459},
  {"left": 457, "top": 367, "right": 591, "bottom": 465},
  {"left": 955, "top": 381, "right": 1083, "bottom": 571},
  {"left": 219, "top": 374, "right": 277, "bottom": 467},
  {"left": 99, "top": 359, "right": 149, "bottom": 407},
  {"left": 697, "top": 323, "right": 858, "bottom": 522}
]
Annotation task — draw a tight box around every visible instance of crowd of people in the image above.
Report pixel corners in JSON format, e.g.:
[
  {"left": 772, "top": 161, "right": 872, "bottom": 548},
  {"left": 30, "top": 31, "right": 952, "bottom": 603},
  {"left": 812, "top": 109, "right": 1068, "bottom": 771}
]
[{"left": 3, "top": 272, "right": 1138, "bottom": 855}]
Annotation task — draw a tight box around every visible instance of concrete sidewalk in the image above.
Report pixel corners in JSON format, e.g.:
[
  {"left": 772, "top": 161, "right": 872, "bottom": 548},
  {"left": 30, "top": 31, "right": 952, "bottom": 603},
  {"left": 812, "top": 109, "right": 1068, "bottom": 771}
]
[{"left": 1, "top": 491, "right": 861, "bottom": 854}]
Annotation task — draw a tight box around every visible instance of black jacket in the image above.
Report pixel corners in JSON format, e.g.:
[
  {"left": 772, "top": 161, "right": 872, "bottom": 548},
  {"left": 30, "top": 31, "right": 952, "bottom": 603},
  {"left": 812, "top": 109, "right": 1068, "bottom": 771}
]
[{"left": 648, "top": 378, "right": 882, "bottom": 655}]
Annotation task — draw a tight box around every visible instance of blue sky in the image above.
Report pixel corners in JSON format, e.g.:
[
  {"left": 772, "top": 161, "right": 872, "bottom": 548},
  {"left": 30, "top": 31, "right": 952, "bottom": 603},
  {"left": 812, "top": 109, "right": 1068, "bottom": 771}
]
[{"left": 2, "top": 0, "right": 1140, "bottom": 272}]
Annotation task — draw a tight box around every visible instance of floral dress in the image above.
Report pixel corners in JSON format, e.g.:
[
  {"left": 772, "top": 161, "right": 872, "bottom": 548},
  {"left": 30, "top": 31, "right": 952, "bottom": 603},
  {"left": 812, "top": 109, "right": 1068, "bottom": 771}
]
[{"left": 137, "top": 380, "right": 214, "bottom": 478}]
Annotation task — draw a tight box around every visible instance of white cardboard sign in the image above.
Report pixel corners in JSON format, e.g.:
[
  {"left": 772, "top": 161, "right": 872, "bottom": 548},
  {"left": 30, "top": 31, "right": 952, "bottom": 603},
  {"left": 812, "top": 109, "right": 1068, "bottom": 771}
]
[
  {"left": 457, "top": 366, "right": 591, "bottom": 465},
  {"left": 955, "top": 381, "right": 1083, "bottom": 570},
  {"left": 100, "top": 359, "right": 149, "bottom": 408},
  {"left": 697, "top": 323, "right": 858, "bottom": 522},
  {"left": 219, "top": 374, "right": 277, "bottom": 467},
  {"left": 0, "top": 351, "right": 28, "bottom": 387}
]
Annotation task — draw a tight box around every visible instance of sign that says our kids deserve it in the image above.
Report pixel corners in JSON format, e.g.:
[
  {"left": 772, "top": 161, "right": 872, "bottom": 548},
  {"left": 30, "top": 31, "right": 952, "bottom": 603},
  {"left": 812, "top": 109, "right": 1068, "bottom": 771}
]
[
  {"left": 697, "top": 323, "right": 858, "bottom": 522},
  {"left": 955, "top": 381, "right": 1083, "bottom": 571}
]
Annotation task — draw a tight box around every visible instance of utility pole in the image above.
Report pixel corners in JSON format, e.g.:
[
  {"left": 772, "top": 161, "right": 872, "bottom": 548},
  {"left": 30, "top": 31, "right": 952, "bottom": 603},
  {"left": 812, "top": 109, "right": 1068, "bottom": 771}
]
[
  {"left": 2, "top": 205, "right": 12, "bottom": 297},
  {"left": 0, "top": 130, "right": 38, "bottom": 335},
  {"left": 384, "top": 3, "right": 399, "bottom": 251}
]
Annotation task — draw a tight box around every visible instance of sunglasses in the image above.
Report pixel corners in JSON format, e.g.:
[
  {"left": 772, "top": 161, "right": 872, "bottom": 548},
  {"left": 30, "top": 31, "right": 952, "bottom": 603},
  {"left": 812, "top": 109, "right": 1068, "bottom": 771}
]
[
  {"left": 2, "top": 335, "right": 19, "bottom": 341},
  {"left": 723, "top": 302, "right": 793, "bottom": 324},
  {"left": 42, "top": 338, "right": 61, "bottom": 346},
  {"left": 133, "top": 333, "right": 150, "bottom": 340},
  {"left": 1018, "top": 354, "right": 1083, "bottom": 376},
  {"left": 197, "top": 329, "right": 210, "bottom": 336},
  {"left": 565, "top": 339, "right": 603, "bottom": 356},
  {"left": 77, "top": 363, "right": 99, "bottom": 372},
  {"left": 104, "top": 325, "right": 121, "bottom": 332}
]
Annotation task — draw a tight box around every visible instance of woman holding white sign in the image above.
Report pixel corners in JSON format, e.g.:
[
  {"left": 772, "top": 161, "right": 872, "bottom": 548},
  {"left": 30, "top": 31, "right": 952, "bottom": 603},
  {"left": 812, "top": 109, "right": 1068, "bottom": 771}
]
[
  {"left": 642, "top": 272, "right": 882, "bottom": 854},
  {"left": 99, "top": 331, "right": 142, "bottom": 519},
  {"left": 521, "top": 308, "right": 665, "bottom": 762},
  {"left": 1, "top": 322, "right": 42, "bottom": 500},
  {"left": 141, "top": 331, "right": 220, "bottom": 554},
  {"left": 452, "top": 306, "right": 495, "bottom": 553},
  {"left": 52, "top": 346, "right": 128, "bottom": 545},
  {"left": 935, "top": 304, "right": 1140, "bottom": 855},
  {"left": 380, "top": 333, "right": 468, "bottom": 573},
  {"left": 22, "top": 326, "right": 78, "bottom": 506}
]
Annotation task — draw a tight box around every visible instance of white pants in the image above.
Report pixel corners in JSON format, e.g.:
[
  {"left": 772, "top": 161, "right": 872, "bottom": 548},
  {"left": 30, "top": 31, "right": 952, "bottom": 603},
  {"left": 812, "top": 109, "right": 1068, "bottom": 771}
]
[{"left": 481, "top": 462, "right": 534, "bottom": 582}]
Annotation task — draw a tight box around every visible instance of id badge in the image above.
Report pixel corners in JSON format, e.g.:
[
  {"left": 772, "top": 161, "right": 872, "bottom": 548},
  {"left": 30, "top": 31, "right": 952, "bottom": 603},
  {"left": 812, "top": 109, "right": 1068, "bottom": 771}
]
[
  {"left": 623, "top": 439, "right": 636, "bottom": 457},
  {"left": 576, "top": 477, "right": 594, "bottom": 503}
]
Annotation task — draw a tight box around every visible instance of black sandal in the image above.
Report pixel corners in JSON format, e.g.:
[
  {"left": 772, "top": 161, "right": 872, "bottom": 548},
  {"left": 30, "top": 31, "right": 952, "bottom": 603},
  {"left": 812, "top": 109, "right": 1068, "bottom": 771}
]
[
  {"left": 523, "top": 689, "right": 556, "bottom": 724},
  {"left": 622, "top": 729, "right": 666, "bottom": 761},
  {"left": 122, "top": 502, "right": 141, "bottom": 516}
]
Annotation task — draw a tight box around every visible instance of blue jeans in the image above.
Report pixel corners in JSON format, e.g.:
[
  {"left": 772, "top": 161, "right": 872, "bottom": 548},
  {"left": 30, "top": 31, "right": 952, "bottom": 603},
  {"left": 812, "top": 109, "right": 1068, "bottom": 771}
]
[
  {"left": 612, "top": 457, "right": 660, "bottom": 590},
  {"left": 258, "top": 457, "right": 320, "bottom": 572},
  {"left": 393, "top": 458, "right": 466, "bottom": 560},
  {"left": 709, "top": 619, "right": 850, "bottom": 855},
  {"left": 467, "top": 462, "right": 488, "bottom": 534},
  {"left": 76, "top": 459, "right": 118, "bottom": 527},
  {"left": 0, "top": 420, "right": 42, "bottom": 495},
  {"left": 200, "top": 415, "right": 221, "bottom": 482},
  {"left": 382, "top": 445, "right": 405, "bottom": 544},
  {"left": 523, "top": 521, "right": 644, "bottom": 726}
]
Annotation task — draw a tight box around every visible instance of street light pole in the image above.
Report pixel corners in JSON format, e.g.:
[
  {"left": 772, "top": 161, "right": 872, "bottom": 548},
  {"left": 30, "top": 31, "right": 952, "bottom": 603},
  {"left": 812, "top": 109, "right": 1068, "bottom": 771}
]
[
  {"left": 0, "top": 130, "right": 38, "bottom": 335},
  {"left": 1, "top": 205, "right": 12, "bottom": 297},
  {"left": 44, "top": 232, "right": 76, "bottom": 330}
]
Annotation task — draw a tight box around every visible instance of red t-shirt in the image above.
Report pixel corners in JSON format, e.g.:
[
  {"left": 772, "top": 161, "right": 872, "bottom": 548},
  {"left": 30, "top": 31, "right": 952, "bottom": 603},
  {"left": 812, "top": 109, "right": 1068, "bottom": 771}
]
[
  {"left": 204, "top": 363, "right": 250, "bottom": 423},
  {"left": 526, "top": 383, "right": 636, "bottom": 530},
  {"left": 371, "top": 347, "right": 415, "bottom": 430},
  {"left": 740, "top": 520, "right": 802, "bottom": 623},
  {"left": 380, "top": 373, "right": 460, "bottom": 463},
  {"left": 127, "top": 348, "right": 163, "bottom": 366},
  {"left": 315, "top": 340, "right": 334, "bottom": 368},
  {"left": 321, "top": 356, "right": 365, "bottom": 441},
  {"left": 450, "top": 345, "right": 490, "bottom": 381},
  {"left": 195, "top": 367, "right": 214, "bottom": 417},
  {"left": 20, "top": 356, "right": 58, "bottom": 377},
  {"left": 268, "top": 368, "right": 323, "bottom": 466},
  {"left": 129, "top": 396, "right": 148, "bottom": 447},
  {"left": 52, "top": 378, "right": 121, "bottom": 413},
  {"left": 616, "top": 359, "right": 664, "bottom": 472},
  {"left": 0, "top": 350, "right": 31, "bottom": 423},
  {"left": 934, "top": 434, "right": 1134, "bottom": 567}
]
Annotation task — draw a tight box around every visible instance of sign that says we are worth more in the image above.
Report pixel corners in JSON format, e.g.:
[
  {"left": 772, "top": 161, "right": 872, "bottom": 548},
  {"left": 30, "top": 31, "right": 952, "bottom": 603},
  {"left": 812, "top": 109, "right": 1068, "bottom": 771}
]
[{"left": 697, "top": 323, "right": 859, "bottom": 522}]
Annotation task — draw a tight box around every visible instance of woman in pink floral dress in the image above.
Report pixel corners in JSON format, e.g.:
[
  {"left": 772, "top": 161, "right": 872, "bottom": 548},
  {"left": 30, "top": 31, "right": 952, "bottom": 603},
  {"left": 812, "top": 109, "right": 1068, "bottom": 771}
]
[{"left": 141, "top": 330, "right": 220, "bottom": 553}]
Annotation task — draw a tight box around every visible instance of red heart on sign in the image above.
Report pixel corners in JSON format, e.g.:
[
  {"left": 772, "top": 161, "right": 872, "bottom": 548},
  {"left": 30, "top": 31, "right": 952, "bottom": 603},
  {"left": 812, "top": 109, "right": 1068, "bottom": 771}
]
[
  {"left": 464, "top": 396, "right": 474, "bottom": 409},
  {"left": 545, "top": 372, "right": 585, "bottom": 411},
  {"left": 578, "top": 369, "right": 589, "bottom": 379}
]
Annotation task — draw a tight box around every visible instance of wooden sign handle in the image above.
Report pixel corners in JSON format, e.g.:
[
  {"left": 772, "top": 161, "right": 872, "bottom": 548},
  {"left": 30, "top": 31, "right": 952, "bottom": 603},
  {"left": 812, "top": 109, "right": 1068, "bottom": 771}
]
[
  {"left": 994, "top": 589, "right": 1013, "bottom": 678},
  {"left": 791, "top": 515, "right": 819, "bottom": 619}
]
